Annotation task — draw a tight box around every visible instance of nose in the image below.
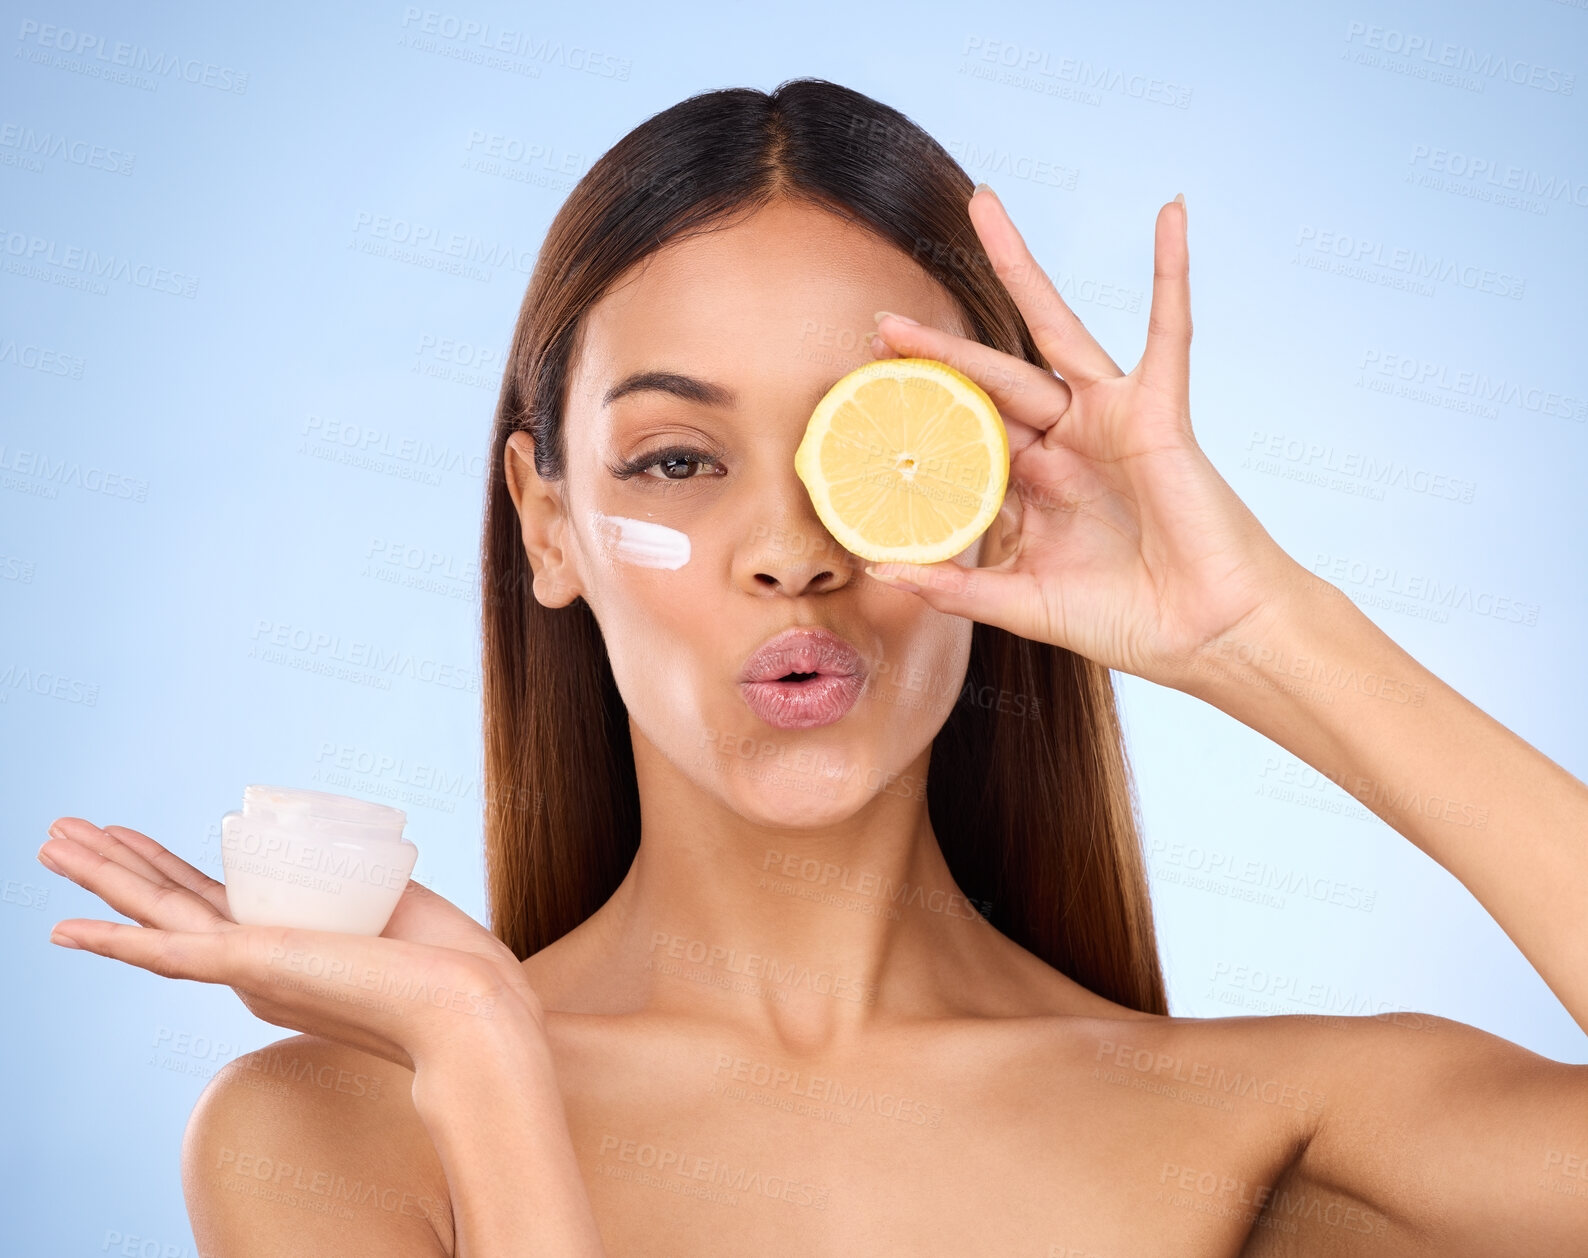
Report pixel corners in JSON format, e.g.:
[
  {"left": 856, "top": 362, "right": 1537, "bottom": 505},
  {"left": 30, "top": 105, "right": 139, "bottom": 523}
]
[{"left": 733, "top": 492, "right": 858, "bottom": 598}]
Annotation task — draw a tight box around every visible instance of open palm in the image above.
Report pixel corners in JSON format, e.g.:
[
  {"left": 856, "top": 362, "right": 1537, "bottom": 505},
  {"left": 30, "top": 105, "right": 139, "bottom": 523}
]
[{"left": 38, "top": 817, "right": 546, "bottom": 1070}]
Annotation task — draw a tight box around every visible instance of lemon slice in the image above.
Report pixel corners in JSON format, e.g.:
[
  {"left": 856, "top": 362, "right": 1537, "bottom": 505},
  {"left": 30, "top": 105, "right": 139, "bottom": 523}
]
[{"left": 795, "top": 357, "right": 1009, "bottom": 565}]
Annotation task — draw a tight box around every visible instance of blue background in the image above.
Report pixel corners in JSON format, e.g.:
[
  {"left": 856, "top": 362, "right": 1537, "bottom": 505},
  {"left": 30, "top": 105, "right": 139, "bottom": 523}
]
[{"left": 3, "top": 1, "right": 1585, "bottom": 1252}]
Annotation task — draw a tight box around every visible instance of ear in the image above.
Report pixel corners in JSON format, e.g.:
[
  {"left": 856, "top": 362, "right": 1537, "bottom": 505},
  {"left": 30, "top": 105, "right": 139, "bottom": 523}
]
[
  {"left": 502, "top": 432, "right": 587, "bottom": 608},
  {"left": 973, "top": 488, "right": 1023, "bottom": 569}
]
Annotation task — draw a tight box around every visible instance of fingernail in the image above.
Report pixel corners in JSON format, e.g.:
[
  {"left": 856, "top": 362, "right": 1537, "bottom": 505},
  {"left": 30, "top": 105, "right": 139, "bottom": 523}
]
[
  {"left": 874, "top": 310, "right": 919, "bottom": 327},
  {"left": 37, "top": 846, "right": 62, "bottom": 875},
  {"left": 49, "top": 931, "right": 82, "bottom": 950},
  {"left": 1174, "top": 192, "right": 1184, "bottom": 205},
  {"left": 47, "top": 822, "right": 66, "bottom": 841},
  {"left": 973, "top": 182, "right": 997, "bottom": 199}
]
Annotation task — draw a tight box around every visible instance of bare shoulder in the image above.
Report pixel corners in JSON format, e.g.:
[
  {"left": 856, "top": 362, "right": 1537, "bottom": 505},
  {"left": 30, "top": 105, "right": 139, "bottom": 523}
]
[
  {"left": 1052, "top": 1006, "right": 1331, "bottom": 1140},
  {"left": 182, "top": 1034, "right": 454, "bottom": 1258},
  {"left": 1170, "top": 1010, "right": 1588, "bottom": 1257}
]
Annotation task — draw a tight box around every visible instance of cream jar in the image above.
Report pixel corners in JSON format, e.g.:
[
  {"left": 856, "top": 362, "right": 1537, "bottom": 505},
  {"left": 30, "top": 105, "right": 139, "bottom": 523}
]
[{"left": 220, "top": 785, "right": 418, "bottom": 935}]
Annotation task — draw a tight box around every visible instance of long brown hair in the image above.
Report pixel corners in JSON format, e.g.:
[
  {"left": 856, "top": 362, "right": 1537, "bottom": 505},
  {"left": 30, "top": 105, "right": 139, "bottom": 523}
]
[{"left": 480, "top": 78, "right": 1167, "bottom": 1015}]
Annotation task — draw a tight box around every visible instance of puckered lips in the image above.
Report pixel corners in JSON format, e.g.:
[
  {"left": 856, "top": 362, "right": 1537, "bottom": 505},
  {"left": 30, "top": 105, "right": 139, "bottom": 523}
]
[{"left": 736, "top": 627, "right": 867, "bottom": 730}]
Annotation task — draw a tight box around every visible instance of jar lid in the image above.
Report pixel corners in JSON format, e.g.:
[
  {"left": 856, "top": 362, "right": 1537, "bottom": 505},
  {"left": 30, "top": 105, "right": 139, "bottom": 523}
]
[{"left": 240, "top": 784, "right": 409, "bottom": 844}]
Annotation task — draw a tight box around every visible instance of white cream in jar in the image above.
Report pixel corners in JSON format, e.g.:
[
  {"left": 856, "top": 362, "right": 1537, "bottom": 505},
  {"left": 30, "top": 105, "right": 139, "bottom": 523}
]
[{"left": 220, "top": 785, "right": 418, "bottom": 935}]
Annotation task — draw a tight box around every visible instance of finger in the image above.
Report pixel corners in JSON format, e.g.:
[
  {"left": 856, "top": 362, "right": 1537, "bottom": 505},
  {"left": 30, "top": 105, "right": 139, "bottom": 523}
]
[
  {"left": 46, "top": 918, "right": 413, "bottom": 1057},
  {"left": 100, "top": 822, "right": 231, "bottom": 915},
  {"left": 1136, "top": 196, "right": 1192, "bottom": 405},
  {"left": 863, "top": 557, "right": 1043, "bottom": 632},
  {"left": 51, "top": 816, "right": 203, "bottom": 897},
  {"left": 40, "top": 826, "right": 228, "bottom": 932},
  {"left": 870, "top": 313, "right": 1071, "bottom": 454},
  {"left": 866, "top": 328, "right": 1048, "bottom": 458},
  {"left": 48, "top": 916, "right": 471, "bottom": 1034},
  {"left": 967, "top": 185, "right": 1123, "bottom": 386},
  {"left": 49, "top": 918, "right": 243, "bottom": 983}
]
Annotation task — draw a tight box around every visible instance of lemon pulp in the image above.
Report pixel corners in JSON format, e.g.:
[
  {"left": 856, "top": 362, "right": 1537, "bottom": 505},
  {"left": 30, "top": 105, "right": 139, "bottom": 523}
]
[{"left": 794, "top": 357, "right": 1009, "bottom": 565}]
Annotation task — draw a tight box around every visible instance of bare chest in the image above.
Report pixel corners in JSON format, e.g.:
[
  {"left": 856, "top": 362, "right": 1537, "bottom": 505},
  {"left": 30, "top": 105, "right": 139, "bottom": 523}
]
[{"left": 550, "top": 1025, "right": 1313, "bottom": 1258}]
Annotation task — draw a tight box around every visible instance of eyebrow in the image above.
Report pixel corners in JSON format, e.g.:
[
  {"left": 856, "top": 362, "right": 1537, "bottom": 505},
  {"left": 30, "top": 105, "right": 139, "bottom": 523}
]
[{"left": 602, "top": 370, "right": 738, "bottom": 410}]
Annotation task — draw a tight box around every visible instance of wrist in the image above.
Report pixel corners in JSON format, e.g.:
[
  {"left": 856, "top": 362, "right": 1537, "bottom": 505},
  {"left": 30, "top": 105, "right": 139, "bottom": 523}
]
[
  {"left": 409, "top": 984, "right": 553, "bottom": 1094},
  {"left": 410, "top": 1021, "right": 566, "bottom": 1166},
  {"left": 1176, "top": 557, "right": 1346, "bottom": 708},
  {"left": 406, "top": 1002, "right": 608, "bottom": 1256}
]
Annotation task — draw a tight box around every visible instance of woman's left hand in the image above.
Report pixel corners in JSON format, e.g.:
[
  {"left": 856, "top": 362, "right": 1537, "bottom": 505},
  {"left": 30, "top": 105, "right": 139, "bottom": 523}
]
[{"left": 865, "top": 186, "right": 1308, "bottom": 690}]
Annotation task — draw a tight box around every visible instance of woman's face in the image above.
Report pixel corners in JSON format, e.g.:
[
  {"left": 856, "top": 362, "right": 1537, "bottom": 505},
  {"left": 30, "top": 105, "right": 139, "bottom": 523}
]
[{"left": 507, "top": 196, "right": 1010, "bottom": 826}]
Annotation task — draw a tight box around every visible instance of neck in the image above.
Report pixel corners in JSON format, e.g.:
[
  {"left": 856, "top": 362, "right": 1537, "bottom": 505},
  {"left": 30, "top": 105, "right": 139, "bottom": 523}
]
[{"left": 558, "top": 722, "right": 1044, "bottom": 1053}]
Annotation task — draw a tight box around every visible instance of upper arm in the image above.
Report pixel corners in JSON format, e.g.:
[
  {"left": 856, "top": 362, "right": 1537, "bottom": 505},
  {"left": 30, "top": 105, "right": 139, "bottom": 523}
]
[
  {"left": 1289, "top": 1013, "right": 1588, "bottom": 1254},
  {"left": 181, "top": 1034, "right": 452, "bottom": 1258}
]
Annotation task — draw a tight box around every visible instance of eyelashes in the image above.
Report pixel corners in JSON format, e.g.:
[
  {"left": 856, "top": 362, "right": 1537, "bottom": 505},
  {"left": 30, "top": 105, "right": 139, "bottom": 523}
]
[{"left": 607, "top": 444, "right": 728, "bottom": 484}]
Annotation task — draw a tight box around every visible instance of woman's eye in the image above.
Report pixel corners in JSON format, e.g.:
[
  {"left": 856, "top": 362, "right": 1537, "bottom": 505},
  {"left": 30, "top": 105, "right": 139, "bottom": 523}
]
[{"left": 639, "top": 451, "right": 723, "bottom": 481}]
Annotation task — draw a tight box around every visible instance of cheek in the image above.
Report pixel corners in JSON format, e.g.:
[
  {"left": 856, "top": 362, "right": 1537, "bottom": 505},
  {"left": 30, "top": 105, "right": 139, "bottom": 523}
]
[
  {"left": 590, "top": 512, "right": 691, "bottom": 570},
  {"left": 913, "top": 627, "right": 973, "bottom": 705},
  {"left": 578, "top": 515, "right": 715, "bottom": 725},
  {"left": 576, "top": 509, "right": 698, "bottom": 626},
  {"left": 867, "top": 605, "right": 974, "bottom": 728}
]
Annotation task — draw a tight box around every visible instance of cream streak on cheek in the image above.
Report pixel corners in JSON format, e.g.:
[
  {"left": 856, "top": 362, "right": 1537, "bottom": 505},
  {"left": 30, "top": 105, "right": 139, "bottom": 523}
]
[{"left": 591, "top": 511, "right": 691, "bottom": 570}]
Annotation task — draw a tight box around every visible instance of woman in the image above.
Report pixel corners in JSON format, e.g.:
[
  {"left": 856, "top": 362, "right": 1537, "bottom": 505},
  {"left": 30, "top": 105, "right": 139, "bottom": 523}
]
[{"left": 37, "top": 79, "right": 1588, "bottom": 1256}]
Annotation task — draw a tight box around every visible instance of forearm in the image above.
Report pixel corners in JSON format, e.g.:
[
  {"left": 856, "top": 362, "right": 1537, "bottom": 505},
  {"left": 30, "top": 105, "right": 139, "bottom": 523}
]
[
  {"left": 411, "top": 1009, "right": 606, "bottom": 1257},
  {"left": 1177, "top": 561, "right": 1588, "bottom": 1035}
]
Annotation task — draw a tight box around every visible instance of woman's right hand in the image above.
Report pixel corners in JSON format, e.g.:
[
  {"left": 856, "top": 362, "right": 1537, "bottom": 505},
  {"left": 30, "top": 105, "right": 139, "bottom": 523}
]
[{"left": 36, "top": 815, "right": 547, "bottom": 1073}]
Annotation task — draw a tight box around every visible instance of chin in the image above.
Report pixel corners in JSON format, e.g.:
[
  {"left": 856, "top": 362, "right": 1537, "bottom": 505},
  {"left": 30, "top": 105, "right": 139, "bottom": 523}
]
[
  {"left": 713, "top": 746, "right": 929, "bottom": 827},
  {"left": 721, "top": 765, "right": 852, "bottom": 821}
]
